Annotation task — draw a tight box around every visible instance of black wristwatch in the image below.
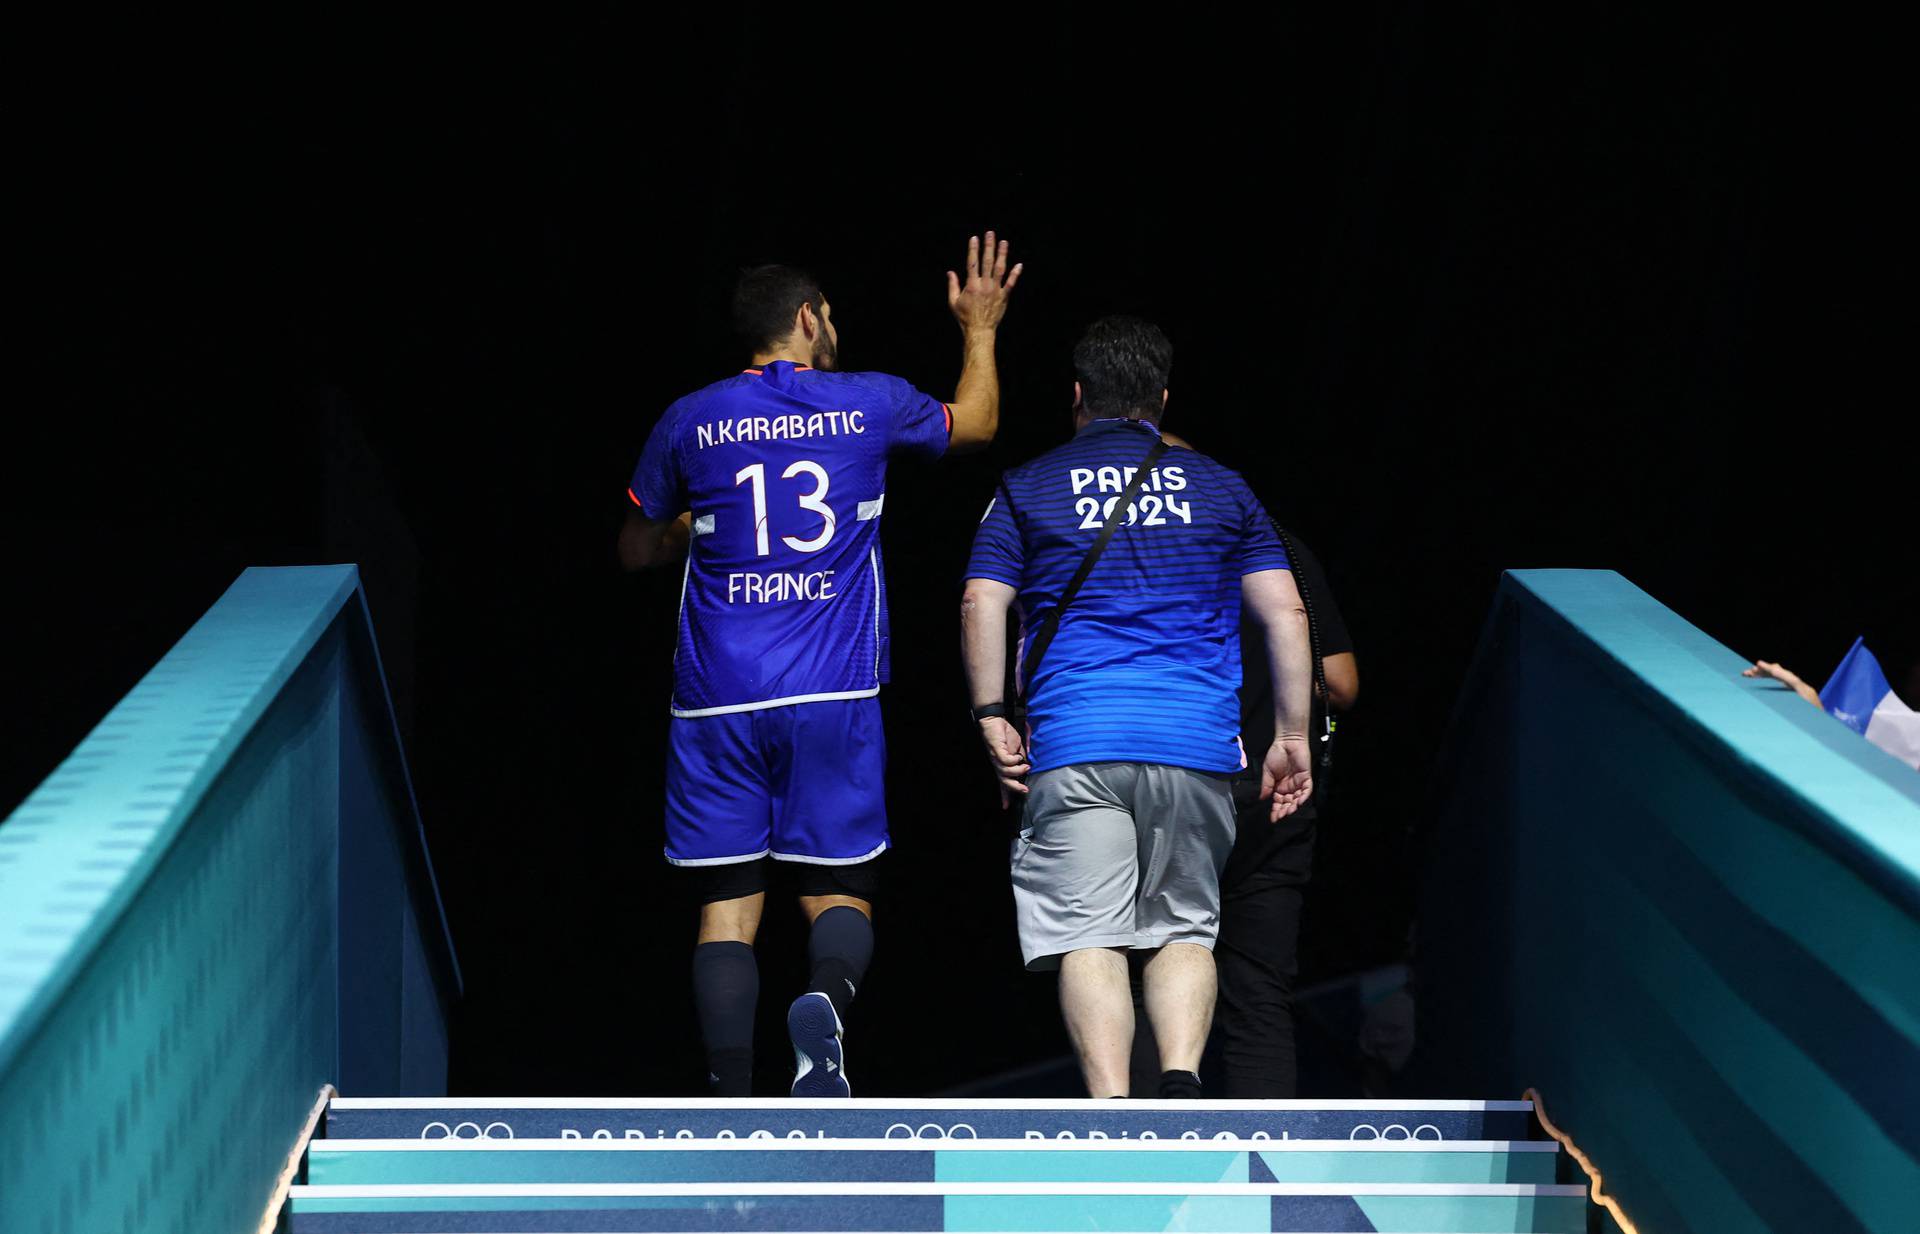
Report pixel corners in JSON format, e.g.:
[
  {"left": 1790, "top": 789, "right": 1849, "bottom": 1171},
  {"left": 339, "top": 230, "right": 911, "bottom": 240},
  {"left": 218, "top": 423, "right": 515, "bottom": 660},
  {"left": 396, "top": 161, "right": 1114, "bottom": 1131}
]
[{"left": 971, "top": 702, "right": 1010, "bottom": 723}]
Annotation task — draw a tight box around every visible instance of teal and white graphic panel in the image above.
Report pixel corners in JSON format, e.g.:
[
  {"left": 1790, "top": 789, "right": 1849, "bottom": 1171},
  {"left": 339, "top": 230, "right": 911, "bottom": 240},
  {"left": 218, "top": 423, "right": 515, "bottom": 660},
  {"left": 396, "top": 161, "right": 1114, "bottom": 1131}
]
[
  {"left": 305, "top": 1136, "right": 1559, "bottom": 1186},
  {"left": 288, "top": 1179, "right": 1590, "bottom": 1232},
  {"left": 323, "top": 1096, "right": 1534, "bottom": 1143}
]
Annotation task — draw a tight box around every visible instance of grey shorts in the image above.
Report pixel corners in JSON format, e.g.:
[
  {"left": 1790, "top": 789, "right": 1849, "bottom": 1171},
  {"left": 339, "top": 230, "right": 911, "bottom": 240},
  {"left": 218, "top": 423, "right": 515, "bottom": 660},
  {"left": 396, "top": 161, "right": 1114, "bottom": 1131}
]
[{"left": 1010, "top": 761, "right": 1237, "bottom": 971}]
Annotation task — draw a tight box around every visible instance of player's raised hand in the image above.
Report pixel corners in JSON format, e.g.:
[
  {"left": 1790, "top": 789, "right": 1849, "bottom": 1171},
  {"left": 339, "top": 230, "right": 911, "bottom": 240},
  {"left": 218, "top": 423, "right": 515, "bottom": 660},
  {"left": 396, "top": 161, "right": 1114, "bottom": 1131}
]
[
  {"left": 1259, "top": 735, "right": 1314, "bottom": 823},
  {"left": 978, "top": 714, "right": 1031, "bottom": 809},
  {"left": 948, "top": 231, "right": 1022, "bottom": 331}
]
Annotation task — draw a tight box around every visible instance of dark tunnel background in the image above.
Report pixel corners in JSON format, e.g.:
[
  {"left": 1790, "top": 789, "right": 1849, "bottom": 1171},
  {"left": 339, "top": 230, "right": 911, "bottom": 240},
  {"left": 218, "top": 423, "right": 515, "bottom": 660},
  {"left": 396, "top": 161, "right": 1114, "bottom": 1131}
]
[{"left": 8, "top": 6, "right": 1915, "bottom": 1095}]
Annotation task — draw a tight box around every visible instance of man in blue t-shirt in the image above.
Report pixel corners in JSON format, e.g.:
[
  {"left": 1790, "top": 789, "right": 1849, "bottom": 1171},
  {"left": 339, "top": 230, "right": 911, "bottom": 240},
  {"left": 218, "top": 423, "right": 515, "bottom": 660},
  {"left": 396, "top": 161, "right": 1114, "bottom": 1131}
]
[
  {"left": 621, "top": 234, "right": 1021, "bottom": 1097},
  {"left": 960, "top": 316, "right": 1313, "bottom": 1099}
]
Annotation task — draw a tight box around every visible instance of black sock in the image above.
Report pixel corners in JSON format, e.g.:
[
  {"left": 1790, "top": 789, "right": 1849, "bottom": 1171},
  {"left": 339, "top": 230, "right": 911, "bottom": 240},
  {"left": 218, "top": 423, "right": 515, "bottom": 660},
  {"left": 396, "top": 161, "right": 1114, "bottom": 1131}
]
[
  {"left": 692, "top": 941, "right": 758, "bottom": 1096},
  {"left": 807, "top": 905, "right": 874, "bottom": 1022},
  {"left": 1159, "top": 1069, "right": 1203, "bottom": 1100}
]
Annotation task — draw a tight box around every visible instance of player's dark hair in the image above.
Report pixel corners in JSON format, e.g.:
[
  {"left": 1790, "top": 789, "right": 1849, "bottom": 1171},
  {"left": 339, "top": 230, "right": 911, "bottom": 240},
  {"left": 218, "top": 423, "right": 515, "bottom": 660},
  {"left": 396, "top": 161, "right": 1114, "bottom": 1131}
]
[
  {"left": 1073, "top": 316, "right": 1173, "bottom": 421},
  {"left": 732, "top": 265, "right": 825, "bottom": 352}
]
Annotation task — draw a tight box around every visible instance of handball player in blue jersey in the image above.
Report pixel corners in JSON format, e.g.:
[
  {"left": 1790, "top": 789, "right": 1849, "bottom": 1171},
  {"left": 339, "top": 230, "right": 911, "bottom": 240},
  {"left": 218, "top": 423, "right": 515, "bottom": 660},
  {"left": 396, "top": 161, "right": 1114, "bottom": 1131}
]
[{"left": 620, "top": 234, "right": 1021, "bottom": 1097}]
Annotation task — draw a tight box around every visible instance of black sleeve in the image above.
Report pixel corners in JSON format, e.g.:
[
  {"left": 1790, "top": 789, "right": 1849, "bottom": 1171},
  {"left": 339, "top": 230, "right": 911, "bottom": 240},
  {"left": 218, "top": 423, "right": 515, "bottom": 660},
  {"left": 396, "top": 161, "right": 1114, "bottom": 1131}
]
[
  {"left": 1236, "top": 528, "right": 1354, "bottom": 743},
  {"left": 1282, "top": 534, "right": 1354, "bottom": 658}
]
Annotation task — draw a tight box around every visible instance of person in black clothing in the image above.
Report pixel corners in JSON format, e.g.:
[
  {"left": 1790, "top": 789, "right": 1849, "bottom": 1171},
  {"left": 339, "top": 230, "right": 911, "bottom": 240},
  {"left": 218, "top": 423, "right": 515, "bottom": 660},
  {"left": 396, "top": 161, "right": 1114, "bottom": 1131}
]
[{"left": 1130, "top": 525, "right": 1357, "bottom": 1097}]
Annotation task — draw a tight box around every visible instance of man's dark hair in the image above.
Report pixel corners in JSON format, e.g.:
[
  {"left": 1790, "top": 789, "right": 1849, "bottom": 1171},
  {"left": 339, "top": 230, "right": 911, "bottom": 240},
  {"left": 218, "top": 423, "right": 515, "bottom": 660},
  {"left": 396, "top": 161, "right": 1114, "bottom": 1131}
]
[
  {"left": 732, "top": 265, "right": 825, "bottom": 352},
  {"left": 1073, "top": 316, "right": 1173, "bottom": 420}
]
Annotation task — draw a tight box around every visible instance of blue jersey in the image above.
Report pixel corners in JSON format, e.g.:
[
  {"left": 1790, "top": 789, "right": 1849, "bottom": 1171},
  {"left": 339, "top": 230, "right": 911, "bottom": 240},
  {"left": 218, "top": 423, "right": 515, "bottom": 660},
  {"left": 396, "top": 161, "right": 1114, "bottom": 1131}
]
[
  {"left": 630, "top": 361, "right": 951, "bottom": 715},
  {"left": 965, "top": 417, "right": 1291, "bottom": 774}
]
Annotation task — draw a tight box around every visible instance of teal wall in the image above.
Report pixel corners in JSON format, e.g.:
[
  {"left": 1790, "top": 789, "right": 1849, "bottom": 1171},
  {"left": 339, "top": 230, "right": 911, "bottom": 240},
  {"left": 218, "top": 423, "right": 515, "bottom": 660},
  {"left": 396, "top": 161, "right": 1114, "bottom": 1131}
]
[
  {"left": 1420, "top": 570, "right": 1920, "bottom": 1234},
  {"left": 0, "top": 567, "right": 459, "bottom": 1234}
]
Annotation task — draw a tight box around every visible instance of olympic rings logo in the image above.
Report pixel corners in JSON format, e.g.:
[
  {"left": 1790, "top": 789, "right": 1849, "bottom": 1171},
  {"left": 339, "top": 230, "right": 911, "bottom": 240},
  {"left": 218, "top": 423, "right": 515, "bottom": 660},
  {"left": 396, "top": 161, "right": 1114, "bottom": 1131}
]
[
  {"left": 410, "top": 1119, "right": 1443, "bottom": 1142},
  {"left": 1348, "top": 1123, "right": 1442, "bottom": 1141},
  {"left": 420, "top": 1121, "right": 514, "bottom": 1140},
  {"left": 883, "top": 1123, "right": 979, "bottom": 1139}
]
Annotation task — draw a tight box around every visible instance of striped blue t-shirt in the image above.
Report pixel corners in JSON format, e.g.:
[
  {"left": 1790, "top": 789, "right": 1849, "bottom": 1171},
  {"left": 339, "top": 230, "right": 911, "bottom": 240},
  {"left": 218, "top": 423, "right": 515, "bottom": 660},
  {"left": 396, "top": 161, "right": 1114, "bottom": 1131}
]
[{"left": 965, "top": 417, "right": 1291, "bottom": 774}]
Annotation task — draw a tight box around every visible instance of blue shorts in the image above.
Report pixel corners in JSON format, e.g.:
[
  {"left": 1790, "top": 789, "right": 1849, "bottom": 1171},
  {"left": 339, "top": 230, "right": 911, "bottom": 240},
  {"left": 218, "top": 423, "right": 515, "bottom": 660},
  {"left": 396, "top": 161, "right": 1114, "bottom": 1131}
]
[{"left": 664, "top": 697, "right": 888, "bottom": 867}]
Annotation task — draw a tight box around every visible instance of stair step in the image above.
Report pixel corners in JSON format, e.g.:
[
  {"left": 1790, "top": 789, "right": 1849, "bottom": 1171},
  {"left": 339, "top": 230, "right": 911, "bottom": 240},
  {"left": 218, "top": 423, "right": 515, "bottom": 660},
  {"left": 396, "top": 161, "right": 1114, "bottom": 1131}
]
[
  {"left": 287, "top": 1180, "right": 1590, "bottom": 1232},
  {"left": 307, "top": 1136, "right": 1557, "bottom": 1186},
  {"left": 324, "top": 1098, "right": 1536, "bottom": 1143},
  {"left": 308, "top": 1136, "right": 1558, "bottom": 1186}
]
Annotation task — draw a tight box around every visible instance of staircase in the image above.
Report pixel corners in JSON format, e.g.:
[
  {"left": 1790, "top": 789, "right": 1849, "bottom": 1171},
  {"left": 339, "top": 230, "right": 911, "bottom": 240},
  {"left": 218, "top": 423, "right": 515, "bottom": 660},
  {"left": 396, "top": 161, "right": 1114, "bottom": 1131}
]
[{"left": 283, "top": 1097, "right": 1588, "bottom": 1232}]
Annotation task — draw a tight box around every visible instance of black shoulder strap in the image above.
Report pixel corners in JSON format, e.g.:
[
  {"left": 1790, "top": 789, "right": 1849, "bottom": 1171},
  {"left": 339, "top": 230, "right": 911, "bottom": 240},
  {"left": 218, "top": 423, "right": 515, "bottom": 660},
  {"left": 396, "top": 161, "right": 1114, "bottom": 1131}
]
[{"left": 1020, "top": 437, "right": 1170, "bottom": 692}]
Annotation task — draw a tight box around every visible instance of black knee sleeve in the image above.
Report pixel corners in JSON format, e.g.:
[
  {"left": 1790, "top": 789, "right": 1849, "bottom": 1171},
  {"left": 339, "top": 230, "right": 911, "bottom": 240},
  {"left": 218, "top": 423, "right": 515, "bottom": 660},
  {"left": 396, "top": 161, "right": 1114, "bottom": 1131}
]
[{"left": 806, "top": 905, "right": 874, "bottom": 1021}]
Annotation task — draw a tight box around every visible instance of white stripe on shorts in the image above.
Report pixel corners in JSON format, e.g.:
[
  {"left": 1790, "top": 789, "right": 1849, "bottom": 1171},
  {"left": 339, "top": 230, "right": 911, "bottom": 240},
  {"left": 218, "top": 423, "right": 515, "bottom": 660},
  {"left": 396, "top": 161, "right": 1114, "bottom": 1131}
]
[{"left": 769, "top": 840, "right": 890, "bottom": 866}]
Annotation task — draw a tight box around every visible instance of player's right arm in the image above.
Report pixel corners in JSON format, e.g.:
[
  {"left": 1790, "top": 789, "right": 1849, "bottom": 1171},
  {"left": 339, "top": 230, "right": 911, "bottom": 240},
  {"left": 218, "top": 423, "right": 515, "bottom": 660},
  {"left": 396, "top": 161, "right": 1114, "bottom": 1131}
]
[
  {"left": 620, "top": 402, "right": 691, "bottom": 570},
  {"left": 618, "top": 509, "right": 692, "bottom": 570},
  {"left": 943, "top": 232, "right": 1023, "bottom": 453}
]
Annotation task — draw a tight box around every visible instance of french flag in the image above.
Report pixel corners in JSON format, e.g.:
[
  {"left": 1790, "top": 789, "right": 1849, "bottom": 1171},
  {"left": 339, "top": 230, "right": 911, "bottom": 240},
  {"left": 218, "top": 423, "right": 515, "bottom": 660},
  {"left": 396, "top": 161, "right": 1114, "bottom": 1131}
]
[{"left": 1820, "top": 637, "right": 1920, "bottom": 771}]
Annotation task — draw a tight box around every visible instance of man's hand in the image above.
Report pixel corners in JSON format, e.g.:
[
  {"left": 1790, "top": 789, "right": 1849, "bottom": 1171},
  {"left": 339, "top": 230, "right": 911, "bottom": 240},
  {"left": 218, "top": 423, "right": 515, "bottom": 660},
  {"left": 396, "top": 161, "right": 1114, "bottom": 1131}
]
[
  {"left": 945, "top": 232, "right": 1020, "bottom": 451},
  {"left": 1259, "top": 735, "right": 1314, "bottom": 823},
  {"left": 948, "top": 231, "right": 1022, "bottom": 331},
  {"left": 979, "top": 715, "right": 1031, "bottom": 809},
  {"left": 1744, "top": 659, "right": 1823, "bottom": 708}
]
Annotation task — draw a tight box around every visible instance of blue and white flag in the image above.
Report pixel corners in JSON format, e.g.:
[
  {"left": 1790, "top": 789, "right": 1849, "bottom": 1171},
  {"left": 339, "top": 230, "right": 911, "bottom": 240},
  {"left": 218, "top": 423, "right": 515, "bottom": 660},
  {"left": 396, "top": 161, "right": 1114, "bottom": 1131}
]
[{"left": 1820, "top": 637, "right": 1920, "bottom": 771}]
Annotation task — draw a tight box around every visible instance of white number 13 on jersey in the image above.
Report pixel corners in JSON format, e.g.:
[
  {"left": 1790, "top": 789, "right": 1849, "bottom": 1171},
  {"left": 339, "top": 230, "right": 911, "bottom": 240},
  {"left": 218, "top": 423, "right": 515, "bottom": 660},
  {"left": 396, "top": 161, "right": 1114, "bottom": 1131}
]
[{"left": 735, "top": 460, "right": 835, "bottom": 555}]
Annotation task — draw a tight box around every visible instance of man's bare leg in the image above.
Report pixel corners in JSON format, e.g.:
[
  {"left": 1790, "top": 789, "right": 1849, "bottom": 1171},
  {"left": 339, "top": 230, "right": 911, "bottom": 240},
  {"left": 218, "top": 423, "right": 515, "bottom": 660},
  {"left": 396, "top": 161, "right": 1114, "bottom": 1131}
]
[
  {"left": 699, "top": 893, "right": 765, "bottom": 944},
  {"left": 799, "top": 894, "right": 870, "bottom": 925},
  {"left": 1143, "top": 942, "right": 1217, "bottom": 1076},
  {"left": 1060, "top": 946, "right": 1134, "bottom": 1097},
  {"left": 694, "top": 894, "right": 764, "bottom": 1095}
]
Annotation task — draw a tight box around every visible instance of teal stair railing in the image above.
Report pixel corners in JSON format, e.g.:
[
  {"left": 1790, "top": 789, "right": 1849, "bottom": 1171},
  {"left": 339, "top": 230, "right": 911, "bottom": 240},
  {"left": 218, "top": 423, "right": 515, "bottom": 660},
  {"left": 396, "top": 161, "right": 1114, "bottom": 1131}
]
[
  {"left": 0, "top": 566, "right": 460, "bottom": 1234},
  {"left": 1420, "top": 569, "right": 1920, "bottom": 1234}
]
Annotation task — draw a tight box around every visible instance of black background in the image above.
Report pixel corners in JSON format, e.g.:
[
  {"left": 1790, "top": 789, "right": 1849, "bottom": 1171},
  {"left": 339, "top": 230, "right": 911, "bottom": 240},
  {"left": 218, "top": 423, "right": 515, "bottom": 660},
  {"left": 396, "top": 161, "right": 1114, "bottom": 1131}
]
[{"left": 8, "top": 6, "right": 1915, "bottom": 1096}]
